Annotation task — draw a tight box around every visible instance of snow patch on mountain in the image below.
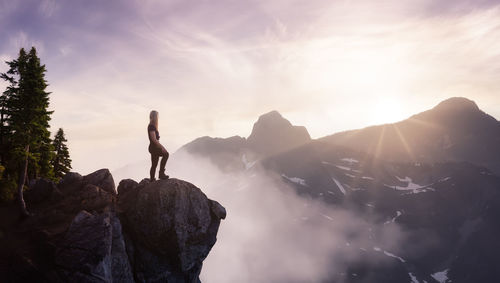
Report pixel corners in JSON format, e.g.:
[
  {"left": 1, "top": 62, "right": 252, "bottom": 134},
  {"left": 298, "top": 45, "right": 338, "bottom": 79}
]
[
  {"left": 335, "top": 165, "right": 352, "bottom": 171},
  {"left": 334, "top": 165, "right": 361, "bottom": 173},
  {"left": 438, "top": 177, "right": 452, "bottom": 182},
  {"left": 282, "top": 174, "right": 308, "bottom": 187},
  {"left": 341, "top": 158, "right": 359, "bottom": 163},
  {"left": 431, "top": 269, "right": 449, "bottom": 283},
  {"left": 385, "top": 176, "right": 435, "bottom": 194},
  {"left": 373, "top": 247, "right": 406, "bottom": 263},
  {"left": 242, "top": 154, "right": 256, "bottom": 170},
  {"left": 321, "top": 213, "right": 334, "bottom": 221},
  {"left": 409, "top": 272, "right": 419, "bottom": 283},
  {"left": 331, "top": 177, "right": 346, "bottom": 195},
  {"left": 384, "top": 211, "right": 402, "bottom": 225},
  {"left": 322, "top": 161, "right": 361, "bottom": 173}
]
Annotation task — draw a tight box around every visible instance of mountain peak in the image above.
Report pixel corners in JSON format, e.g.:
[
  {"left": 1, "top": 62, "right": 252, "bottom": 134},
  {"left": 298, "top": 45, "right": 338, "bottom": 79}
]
[
  {"left": 249, "top": 111, "right": 294, "bottom": 138},
  {"left": 248, "top": 111, "right": 311, "bottom": 156},
  {"left": 255, "top": 110, "right": 290, "bottom": 124},
  {"left": 433, "top": 97, "right": 480, "bottom": 112}
]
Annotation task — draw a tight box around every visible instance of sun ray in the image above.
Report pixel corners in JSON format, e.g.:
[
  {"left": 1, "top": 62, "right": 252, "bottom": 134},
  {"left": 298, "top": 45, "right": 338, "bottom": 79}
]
[
  {"left": 393, "top": 124, "right": 415, "bottom": 162},
  {"left": 407, "top": 117, "right": 442, "bottom": 130},
  {"left": 374, "top": 125, "right": 387, "bottom": 159}
]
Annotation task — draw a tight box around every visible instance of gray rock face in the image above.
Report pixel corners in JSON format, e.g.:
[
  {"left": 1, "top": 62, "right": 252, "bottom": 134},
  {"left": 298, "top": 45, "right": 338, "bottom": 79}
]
[
  {"left": 55, "top": 210, "right": 114, "bottom": 282},
  {"left": 119, "top": 178, "right": 226, "bottom": 282},
  {"left": 55, "top": 210, "right": 134, "bottom": 283},
  {"left": 58, "top": 172, "right": 83, "bottom": 192},
  {"left": 1, "top": 168, "right": 225, "bottom": 283},
  {"left": 117, "top": 179, "right": 138, "bottom": 196},
  {"left": 83, "top": 169, "right": 116, "bottom": 195},
  {"left": 110, "top": 215, "right": 134, "bottom": 283}
]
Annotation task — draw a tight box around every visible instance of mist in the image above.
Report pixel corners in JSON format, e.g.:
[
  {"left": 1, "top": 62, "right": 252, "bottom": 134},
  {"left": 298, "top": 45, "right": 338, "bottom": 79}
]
[{"left": 111, "top": 151, "right": 405, "bottom": 283}]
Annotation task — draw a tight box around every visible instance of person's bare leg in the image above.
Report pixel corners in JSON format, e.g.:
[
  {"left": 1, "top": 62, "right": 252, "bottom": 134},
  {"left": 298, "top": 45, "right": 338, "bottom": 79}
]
[
  {"left": 150, "top": 154, "right": 159, "bottom": 180},
  {"left": 159, "top": 151, "right": 169, "bottom": 179}
]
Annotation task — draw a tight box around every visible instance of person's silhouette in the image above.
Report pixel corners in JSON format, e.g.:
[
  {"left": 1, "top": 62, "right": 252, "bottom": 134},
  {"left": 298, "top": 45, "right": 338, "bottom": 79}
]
[{"left": 148, "top": 110, "right": 169, "bottom": 180}]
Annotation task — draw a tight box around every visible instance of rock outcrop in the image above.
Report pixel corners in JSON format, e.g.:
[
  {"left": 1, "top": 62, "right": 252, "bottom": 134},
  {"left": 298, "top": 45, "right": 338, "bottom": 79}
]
[
  {"left": 118, "top": 178, "right": 226, "bottom": 282},
  {"left": 0, "top": 169, "right": 226, "bottom": 283}
]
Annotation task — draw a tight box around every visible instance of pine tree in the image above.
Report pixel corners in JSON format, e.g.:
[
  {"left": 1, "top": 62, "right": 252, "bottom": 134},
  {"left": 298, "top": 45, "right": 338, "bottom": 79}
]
[
  {"left": 0, "top": 93, "right": 11, "bottom": 165},
  {"left": 0, "top": 47, "right": 54, "bottom": 215},
  {"left": 38, "top": 134, "right": 55, "bottom": 179},
  {"left": 52, "top": 128, "right": 71, "bottom": 179}
]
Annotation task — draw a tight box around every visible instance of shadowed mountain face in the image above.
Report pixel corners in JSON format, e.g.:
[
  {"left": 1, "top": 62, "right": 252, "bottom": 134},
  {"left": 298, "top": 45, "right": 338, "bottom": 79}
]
[
  {"left": 178, "top": 97, "right": 500, "bottom": 283},
  {"left": 321, "top": 97, "right": 500, "bottom": 175},
  {"left": 247, "top": 110, "right": 311, "bottom": 156},
  {"left": 180, "top": 110, "right": 311, "bottom": 170},
  {"left": 263, "top": 141, "right": 500, "bottom": 283}
]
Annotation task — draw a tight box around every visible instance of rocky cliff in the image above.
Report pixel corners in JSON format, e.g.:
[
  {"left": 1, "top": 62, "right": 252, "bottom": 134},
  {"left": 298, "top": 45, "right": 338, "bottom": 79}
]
[{"left": 0, "top": 169, "right": 226, "bottom": 283}]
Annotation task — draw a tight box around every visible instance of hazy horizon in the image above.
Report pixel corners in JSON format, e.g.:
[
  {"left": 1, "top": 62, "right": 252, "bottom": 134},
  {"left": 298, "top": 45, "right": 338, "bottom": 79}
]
[{"left": 2, "top": 0, "right": 500, "bottom": 175}]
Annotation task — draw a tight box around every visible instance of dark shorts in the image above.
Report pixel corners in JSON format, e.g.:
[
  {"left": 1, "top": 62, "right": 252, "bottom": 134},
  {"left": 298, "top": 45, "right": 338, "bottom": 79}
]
[{"left": 148, "top": 144, "right": 163, "bottom": 156}]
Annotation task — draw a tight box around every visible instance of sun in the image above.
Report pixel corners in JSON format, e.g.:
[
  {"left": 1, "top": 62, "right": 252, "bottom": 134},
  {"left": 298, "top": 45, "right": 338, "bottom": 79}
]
[{"left": 372, "top": 98, "right": 407, "bottom": 125}]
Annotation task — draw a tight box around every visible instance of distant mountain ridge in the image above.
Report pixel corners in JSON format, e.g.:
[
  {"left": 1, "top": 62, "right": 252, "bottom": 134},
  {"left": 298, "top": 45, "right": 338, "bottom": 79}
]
[
  {"left": 180, "top": 97, "right": 500, "bottom": 175},
  {"left": 180, "top": 110, "right": 311, "bottom": 170},
  {"left": 321, "top": 97, "right": 500, "bottom": 175},
  {"left": 176, "top": 97, "right": 500, "bottom": 282}
]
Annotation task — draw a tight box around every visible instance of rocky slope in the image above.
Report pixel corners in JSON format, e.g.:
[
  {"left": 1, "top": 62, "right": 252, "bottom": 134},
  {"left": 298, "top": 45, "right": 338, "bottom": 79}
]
[
  {"left": 176, "top": 98, "right": 500, "bottom": 283},
  {"left": 263, "top": 141, "right": 500, "bottom": 282},
  {"left": 0, "top": 169, "right": 226, "bottom": 283},
  {"left": 321, "top": 97, "right": 500, "bottom": 175}
]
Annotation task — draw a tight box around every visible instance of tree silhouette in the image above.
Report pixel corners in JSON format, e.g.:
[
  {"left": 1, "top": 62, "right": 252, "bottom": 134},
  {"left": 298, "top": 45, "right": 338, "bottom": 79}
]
[
  {"left": 0, "top": 47, "right": 54, "bottom": 216},
  {"left": 52, "top": 128, "right": 71, "bottom": 179}
]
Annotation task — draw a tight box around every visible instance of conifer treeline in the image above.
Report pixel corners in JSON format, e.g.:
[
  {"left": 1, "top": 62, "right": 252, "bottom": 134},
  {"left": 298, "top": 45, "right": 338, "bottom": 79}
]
[{"left": 0, "top": 47, "right": 71, "bottom": 212}]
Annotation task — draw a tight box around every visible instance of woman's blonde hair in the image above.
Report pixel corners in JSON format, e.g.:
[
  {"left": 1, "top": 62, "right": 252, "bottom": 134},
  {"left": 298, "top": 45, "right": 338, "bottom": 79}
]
[{"left": 149, "top": 110, "right": 159, "bottom": 128}]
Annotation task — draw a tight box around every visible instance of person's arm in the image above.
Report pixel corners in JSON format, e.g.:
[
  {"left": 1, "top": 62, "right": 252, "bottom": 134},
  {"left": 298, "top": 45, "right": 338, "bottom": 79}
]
[
  {"left": 149, "top": 130, "right": 169, "bottom": 154},
  {"left": 149, "top": 130, "right": 162, "bottom": 147}
]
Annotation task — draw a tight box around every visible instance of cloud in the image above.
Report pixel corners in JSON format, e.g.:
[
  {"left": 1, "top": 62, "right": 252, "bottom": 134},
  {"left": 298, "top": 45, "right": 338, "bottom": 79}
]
[
  {"left": 122, "top": 151, "right": 405, "bottom": 283},
  {"left": 1, "top": 1, "right": 500, "bottom": 173},
  {"left": 38, "top": 0, "right": 59, "bottom": 18}
]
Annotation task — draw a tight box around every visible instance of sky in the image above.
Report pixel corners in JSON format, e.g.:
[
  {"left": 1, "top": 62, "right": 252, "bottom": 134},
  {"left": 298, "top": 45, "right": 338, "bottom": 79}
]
[{"left": 1, "top": 0, "right": 500, "bottom": 175}]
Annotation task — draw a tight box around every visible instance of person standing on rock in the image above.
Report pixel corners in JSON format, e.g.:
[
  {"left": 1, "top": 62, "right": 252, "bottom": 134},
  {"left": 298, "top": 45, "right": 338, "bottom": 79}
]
[{"left": 148, "top": 110, "right": 169, "bottom": 180}]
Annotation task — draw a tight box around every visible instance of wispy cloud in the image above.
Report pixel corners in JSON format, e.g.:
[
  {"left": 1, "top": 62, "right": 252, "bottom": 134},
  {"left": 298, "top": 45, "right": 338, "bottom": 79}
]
[{"left": 1, "top": 0, "right": 500, "bottom": 172}]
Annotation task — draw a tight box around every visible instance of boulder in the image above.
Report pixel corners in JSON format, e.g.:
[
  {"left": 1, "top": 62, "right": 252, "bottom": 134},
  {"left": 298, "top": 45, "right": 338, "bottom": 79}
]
[
  {"left": 0, "top": 169, "right": 225, "bottom": 283},
  {"left": 55, "top": 210, "right": 113, "bottom": 282},
  {"left": 58, "top": 172, "right": 83, "bottom": 193},
  {"left": 209, "top": 199, "right": 227, "bottom": 220},
  {"left": 120, "top": 178, "right": 226, "bottom": 282},
  {"left": 117, "top": 179, "right": 138, "bottom": 196},
  {"left": 83, "top": 169, "right": 116, "bottom": 195},
  {"left": 79, "top": 184, "right": 114, "bottom": 212},
  {"left": 110, "top": 214, "right": 134, "bottom": 283},
  {"left": 55, "top": 210, "right": 133, "bottom": 282},
  {"left": 138, "top": 178, "right": 151, "bottom": 187}
]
